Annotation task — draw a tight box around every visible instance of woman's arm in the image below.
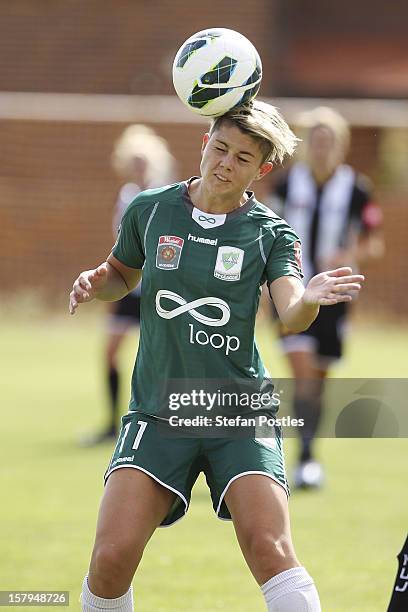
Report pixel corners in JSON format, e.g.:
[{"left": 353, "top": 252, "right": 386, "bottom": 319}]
[{"left": 69, "top": 255, "right": 142, "bottom": 315}]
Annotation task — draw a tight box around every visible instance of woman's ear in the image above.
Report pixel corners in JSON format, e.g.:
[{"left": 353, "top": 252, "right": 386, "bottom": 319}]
[
  {"left": 255, "top": 161, "right": 273, "bottom": 181},
  {"left": 201, "top": 133, "right": 210, "bottom": 154}
]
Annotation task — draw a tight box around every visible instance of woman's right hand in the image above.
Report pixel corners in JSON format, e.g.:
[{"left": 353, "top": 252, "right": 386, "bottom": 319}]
[{"left": 69, "top": 263, "right": 108, "bottom": 315}]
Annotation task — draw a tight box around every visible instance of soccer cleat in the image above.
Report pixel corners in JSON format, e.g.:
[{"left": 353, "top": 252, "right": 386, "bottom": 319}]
[{"left": 293, "top": 460, "right": 324, "bottom": 489}]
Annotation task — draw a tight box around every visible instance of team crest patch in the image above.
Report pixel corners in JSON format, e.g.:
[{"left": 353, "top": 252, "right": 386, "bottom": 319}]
[
  {"left": 214, "top": 246, "right": 244, "bottom": 281},
  {"left": 156, "top": 235, "right": 184, "bottom": 270}
]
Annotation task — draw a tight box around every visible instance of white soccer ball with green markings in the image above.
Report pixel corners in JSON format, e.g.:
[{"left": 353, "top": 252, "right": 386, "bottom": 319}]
[{"left": 172, "top": 28, "right": 262, "bottom": 117}]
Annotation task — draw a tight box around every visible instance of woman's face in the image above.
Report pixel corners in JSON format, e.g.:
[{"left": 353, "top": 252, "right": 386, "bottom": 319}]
[
  {"left": 128, "top": 155, "right": 148, "bottom": 184},
  {"left": 200, "top": 122, "right": 271, "bottom": 201},
  {"left": 307, "top": 125, "right": 343, "bottom": 170}
]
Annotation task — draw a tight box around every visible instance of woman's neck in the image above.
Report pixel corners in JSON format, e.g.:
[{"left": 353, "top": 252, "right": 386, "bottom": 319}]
[
  {"left": 188, "top": 178, "right": 247, "bottom": 214},
  {"left": 310, "top": 164, "right": 337, "bottom": 186}
]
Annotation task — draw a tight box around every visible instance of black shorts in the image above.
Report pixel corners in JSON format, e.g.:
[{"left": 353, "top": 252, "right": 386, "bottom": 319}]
[
  {"left": 280, "top": 302, "right": 348, "bottom": 362},
  {"left": 108, "top": 293, "right": 141, "bottom": 332},
  {"left": 114, "top": 293, "right": 141, "bottom": 319}
]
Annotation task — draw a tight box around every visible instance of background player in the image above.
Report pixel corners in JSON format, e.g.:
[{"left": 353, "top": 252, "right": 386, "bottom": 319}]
[
  {"left": 83, "top": 125, "right": 176, "bottom": 445},
  {"left": 387, "top": 533, "right": 408, "bottom": 611},
  {"left": 70, "top": 101, "right": 365, "bottom": 611},
  {"left": 268, "top": 106, "right": 384, "bottom": 488}
]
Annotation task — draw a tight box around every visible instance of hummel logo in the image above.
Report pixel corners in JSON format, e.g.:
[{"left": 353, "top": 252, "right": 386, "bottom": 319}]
[{"left": 188, "top": 233, "right": 218, "bottom": 246}]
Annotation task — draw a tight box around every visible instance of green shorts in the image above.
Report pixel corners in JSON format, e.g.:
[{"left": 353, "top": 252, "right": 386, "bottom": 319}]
[{"left": 105, "top": 412, "right": 288, "bottom": 526}]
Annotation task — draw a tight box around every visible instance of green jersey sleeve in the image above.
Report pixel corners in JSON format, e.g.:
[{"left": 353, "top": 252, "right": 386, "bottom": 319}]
[
  {"left": 265, "top": 225, "right": 303, "bottom": 284},
  {"left": 112, "top": 199, "right": 145, "bottom": 269}
]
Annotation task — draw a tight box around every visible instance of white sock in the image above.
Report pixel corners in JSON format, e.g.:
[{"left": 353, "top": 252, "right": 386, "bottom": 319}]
[
  {"left": 261, "top": 566, "right": 321, "bottom": 611},
  {"left": 81, "top": 576, "right": 134, "bottom": 611}
]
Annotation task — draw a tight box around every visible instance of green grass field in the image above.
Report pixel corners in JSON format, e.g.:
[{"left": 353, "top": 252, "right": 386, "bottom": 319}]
[{"left": 1, "top": 309, "right": 407, "bottom": 611}]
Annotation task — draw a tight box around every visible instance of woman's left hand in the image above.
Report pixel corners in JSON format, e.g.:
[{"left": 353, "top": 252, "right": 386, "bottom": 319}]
[{"left": 303, "top": 267, "right": 365, "bottom": 306}]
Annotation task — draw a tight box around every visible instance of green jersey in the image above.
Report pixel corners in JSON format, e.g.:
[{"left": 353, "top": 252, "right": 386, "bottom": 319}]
[{"left": 112, "top": 180, "right": 302, "bottom": 416}]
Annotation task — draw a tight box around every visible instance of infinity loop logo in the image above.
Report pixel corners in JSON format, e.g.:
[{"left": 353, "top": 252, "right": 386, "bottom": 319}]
[
  {"left": 155, "top": 290, "right": 230, "bottom": 327},
  {"left": 198, "top": 215, "right": 216, "bottom": 224}
]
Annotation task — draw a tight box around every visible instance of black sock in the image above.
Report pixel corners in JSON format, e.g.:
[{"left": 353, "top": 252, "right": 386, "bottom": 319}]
[
  {"left": 300, "top": 439, "right": 312, "bottom": 464},
  {"left": 387, "top": 535, "right": 408, "bottom": 611},
  {"left": 108, "top": 366, "right": 119, "bottom": 434},
  {"left": 294, "top": 396, "right": 322, "bottom": 463}
]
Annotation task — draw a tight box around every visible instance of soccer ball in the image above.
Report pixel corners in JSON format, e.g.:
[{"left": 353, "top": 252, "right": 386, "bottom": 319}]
[{"left": 172, "top": 28, "right": 262, "bottom": 117}]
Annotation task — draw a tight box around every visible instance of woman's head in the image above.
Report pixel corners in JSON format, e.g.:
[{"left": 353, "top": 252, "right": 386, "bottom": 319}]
[
  {"left": 112, "top": 124, "right": 175, "bottom": 186},
  {"left": 296, "top": 106, "right": 351, "bottom": 171},
  {"left": 199, "top": 101, "right": 298, "bottom": 200},
  {"left": 209, "top": 100, "right": 299, "bottom": 166}
]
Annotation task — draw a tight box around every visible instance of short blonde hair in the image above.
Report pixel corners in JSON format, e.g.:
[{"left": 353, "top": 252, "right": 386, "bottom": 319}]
[
  {"left": 112, "top": 124, "right": 176, "bottom": 186},
  {"left": 296, "top": 106, "right": 351, "bottom": 153},
  {"left": 210, "top": 100, "right": 299, "bottom": 165}
]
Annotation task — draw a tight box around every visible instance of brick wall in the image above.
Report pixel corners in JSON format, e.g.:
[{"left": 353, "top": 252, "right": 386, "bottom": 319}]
[
  {"left": 0, "top": 119, "right": 203, "bottom": 295},
  {"left": 273, "top": 0, "right": 408, "bottom": 96},
  {"left": 0, "top": 0, "right": 407, "bottom": 316},
  {"left": 1, "top": 118, "right": 407, "bottom": 318},
  {"left": 0, "top": 0, "right": 279, "bottom": 94}
]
